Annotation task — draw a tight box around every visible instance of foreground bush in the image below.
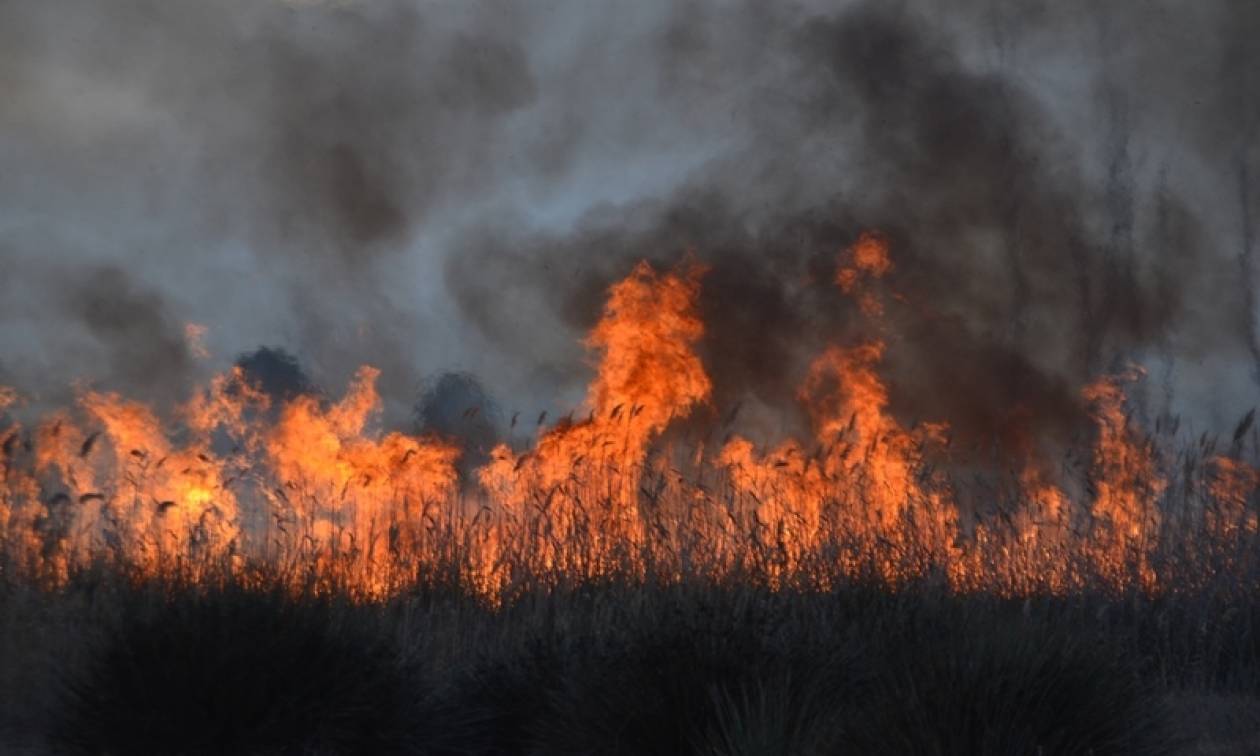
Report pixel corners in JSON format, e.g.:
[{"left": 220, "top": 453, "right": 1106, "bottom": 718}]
[
  {"left": 25, "top": 577, "right": 1195, "bottom": 755},
  {"left": 844, "top": 602, "right": 1176, "bottom": 756},
  {"left": 534, "top": 633, "right": 850, "bottom": 755},
  {"left": 483, "top": 586, "right": 856, "bottom": 755},
  {"left": 422, "top": 641, "right": 569, "bottom": 755},
  {"left": 53, "top": 584, "right": 420, "bottom": 756}
]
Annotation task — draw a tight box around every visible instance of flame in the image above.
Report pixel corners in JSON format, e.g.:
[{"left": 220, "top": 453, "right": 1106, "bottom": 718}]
[
  {"left": 0, "top": 232, "right": 1256, "bottom": 598},
  {"left": 479, "top": 261, "right": 710, "bottom": 571},
  {"left": 1207, "top": 456, "right": 1259, "bottom": 537},
  {"left": 262, "top": 366, "right": 460, "bottom": 592},
  {"left": 1081, "top": 368, "right": 1166, "bottom": 587},
  {"left": 586, "top": 261, "right": 711, "bottom": 439},
  {"left": 716, "top": 232, "right": 954, "bottom": 583},
  {"left": 836, "top": 230, "right": 893, "bottom": 317}
]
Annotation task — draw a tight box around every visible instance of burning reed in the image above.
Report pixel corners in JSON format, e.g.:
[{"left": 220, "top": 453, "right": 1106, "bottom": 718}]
[{"left": 0, "top": 234, "right": 1258, "bottom": 600}]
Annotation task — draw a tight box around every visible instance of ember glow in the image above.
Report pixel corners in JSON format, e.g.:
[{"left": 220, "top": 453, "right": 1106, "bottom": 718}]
[{"left": 1, "top": 234, "right": 1254, "bottom": 598}]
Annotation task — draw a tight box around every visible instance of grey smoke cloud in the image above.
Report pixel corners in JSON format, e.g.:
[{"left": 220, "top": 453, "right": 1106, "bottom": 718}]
[{"left": 0, "top": 0, "right": 1255, "bottom": 445}]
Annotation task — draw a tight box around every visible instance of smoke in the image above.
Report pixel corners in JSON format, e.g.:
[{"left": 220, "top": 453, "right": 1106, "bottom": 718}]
[
  {"left": 0, "top": 0, "right": 1256, "bottom": 443},
  {"left": 415, "top": 372, "right": 499, "bottom": 479},
  {"left": 235, "top": 347, "right": 315, "bottom": 403},
  {"left": 0, "top": 0, "right": 540, "bottom": 421}
]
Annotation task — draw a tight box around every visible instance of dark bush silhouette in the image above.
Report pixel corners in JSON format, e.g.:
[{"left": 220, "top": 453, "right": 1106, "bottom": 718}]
[
  {"left": 415, "top": 371, "right": 501, "bottom": 477},
  {"left": 13, "top": 576, "right": 1231, "bottom": 754},
  {"left": 235, "top": 346, "right": 315, "bottom": 403},
  {"left": 421, "top": 641, "right": 567, "bottom": 756},
  {"left": 530, "top": 596, "right": 856, "bottom": 756},
  {"left": 843, "top": 606, "right": 1177, "bottom": 756},
  {"left": 54, "top": 584, "right": 421, "bottom": 756}
]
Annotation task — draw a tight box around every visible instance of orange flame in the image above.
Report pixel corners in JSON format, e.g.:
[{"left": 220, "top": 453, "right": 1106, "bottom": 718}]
[
  {"left": 1081, "top": 368, "right": 1166, "bottom": 587},
  {"left": 1207, "top": 456, "right": 1259, "bottom": 537},
  {"left": 836, "top": 230, "right": 893, "bottom": 317},
  {"left": 479, "top": 261, "right": 710, "bottom": 572}
]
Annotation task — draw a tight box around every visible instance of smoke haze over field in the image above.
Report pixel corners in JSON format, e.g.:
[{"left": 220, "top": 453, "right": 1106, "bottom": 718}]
[{"left": 1, "top": 0, "right": 1257, "bottom": 445}]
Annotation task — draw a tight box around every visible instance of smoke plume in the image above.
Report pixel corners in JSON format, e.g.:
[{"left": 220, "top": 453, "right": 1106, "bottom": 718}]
[{"left": 0, "top": 0, "right": 1255, "bottom": 445}]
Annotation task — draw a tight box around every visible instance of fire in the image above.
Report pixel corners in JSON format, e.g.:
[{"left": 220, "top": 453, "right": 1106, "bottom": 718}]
[
  {"left": 80, "top": 390, "right": 239, "bottom": 562},
  {"left": 716, "top": 233, "right": 954, "bottom": 584},
  {"left": 1081, "top": 368, "right": 1166, "bottom": 587},
  {"left": 586, "top": 261, "right": 711, "bottom": 444},
  {"left": 836, "top": 230, "right": 893, "bottom": 317},
  {"left": 0, "top": 232, "right": 1256, "bottom": 597},
  {"left": 479, "top": 261, "right": 710, "bottom": 570},
  {"left": 267, "top": 365, "right": 463, "bottom": 579},
  {"left": 799, "top": 342, "right": 941, "bottom": 525},
  {"left": 3, "top": 390, "right": 241, "bottom": 581},
  {"left": 718, "top": 341, "right": 949, "bottom": 581},
  {"left": 260, "top": 366, "right": 460, "bottom": 591},
  {"left": 1207, "top": 456, "right": 1259, "bottom": 536}
]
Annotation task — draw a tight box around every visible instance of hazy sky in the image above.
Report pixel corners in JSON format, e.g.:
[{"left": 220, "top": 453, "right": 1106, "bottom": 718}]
[{"left": 1, "top": 0, "right": 1256, "bottom": 443}]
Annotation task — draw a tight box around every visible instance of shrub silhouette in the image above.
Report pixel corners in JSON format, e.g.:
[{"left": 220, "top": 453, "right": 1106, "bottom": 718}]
[
  {"left": 22, "top": 578, "right": 1205, "bottom": 754},
  {"left": 421, "top": 641, "right": 567, "bottom": 756},
  {"left": 842, "top": 605, "right": 1176, "bottom": 756},
  {"left": 530, "top": 596, "right": 856, "bottom": 756},
  {"left": 694, "top": 671, "right": 852, "bottom": 756},
  {"left": 54, "top": 584, "right": 420, "bottom": 756}
]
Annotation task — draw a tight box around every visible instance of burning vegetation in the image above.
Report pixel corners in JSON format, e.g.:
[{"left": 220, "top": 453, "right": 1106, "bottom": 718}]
[
  {"left": 1, "top": 233, "right": 1256, "bottom": 600},
  {"left": 6, "top": 1, "right": 1260, "bottom": 751}
]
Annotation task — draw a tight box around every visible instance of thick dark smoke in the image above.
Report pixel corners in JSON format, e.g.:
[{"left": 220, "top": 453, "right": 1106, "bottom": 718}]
[
  {"left": 415, "top": 372, "right": 499, "bottom": 478},
  {"left": 67, "top": 266, "right": 195, "bottom": 405},
  {"left": 0, "top": 0, "right": 1255, "bottom": 447},
  {"left": 235, "top": 347, "right": 315, "bottom": 403}
]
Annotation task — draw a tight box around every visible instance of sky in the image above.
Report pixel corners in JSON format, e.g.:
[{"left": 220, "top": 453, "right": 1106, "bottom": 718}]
[{"left": 1, "top": 0, "right": 1257, "bottom": 447}]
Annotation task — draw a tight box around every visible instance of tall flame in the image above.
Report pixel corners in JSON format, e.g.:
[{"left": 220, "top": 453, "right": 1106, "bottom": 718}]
[
  {"left": 1081, "top": 368, "right": 1166, "bottom": 587},
  {"left": 479, "top": 261, "right": 710, "bottom": 571}
]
